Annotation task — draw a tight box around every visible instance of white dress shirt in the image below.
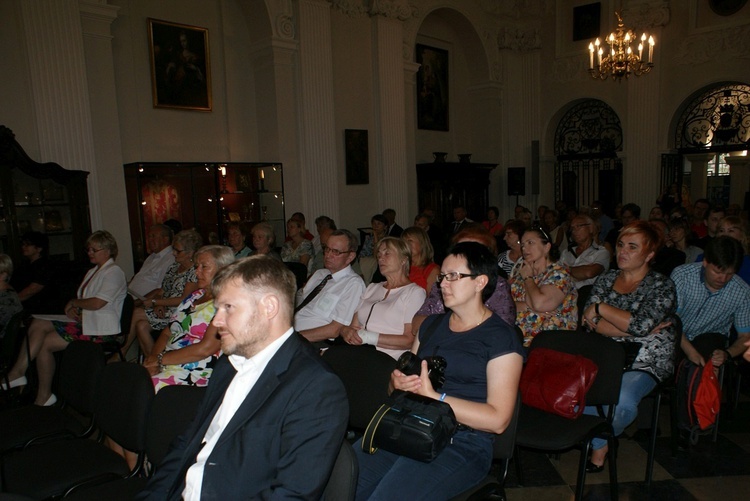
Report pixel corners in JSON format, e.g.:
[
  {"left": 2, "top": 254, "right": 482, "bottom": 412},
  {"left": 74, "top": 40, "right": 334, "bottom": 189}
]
[
  {"left": 294, "top": 266, "right": 365, "bottom": 331},
  {"left": 183, "top": 327, "right": 295, "bottom": 501},
  {"left": 128, "top": 246, "right": 175, "bottom": 296}
]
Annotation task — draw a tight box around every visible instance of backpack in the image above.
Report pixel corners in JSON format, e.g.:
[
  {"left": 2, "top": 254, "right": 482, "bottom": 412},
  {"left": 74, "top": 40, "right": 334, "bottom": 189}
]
[{"left": 675, "top": 359, "right": 721, "bottom": 444}]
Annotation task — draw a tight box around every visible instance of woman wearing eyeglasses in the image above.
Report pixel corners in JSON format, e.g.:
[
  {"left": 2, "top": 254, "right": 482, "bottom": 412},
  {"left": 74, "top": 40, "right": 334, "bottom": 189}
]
[
  {"left": 341, "top": 237, "right": 425, "bottom": 359},
  {"left": 1, "top": 231, "right": 127, "bottom": 405},
  {"left": 509, "top": 227, "right": 578, "bottom": 346},
  {"left": 126, "top": 229, "right": 202, "bottom": 358},
  {"left": 354, "top": 242, "right": 524, "bottom": 499}
]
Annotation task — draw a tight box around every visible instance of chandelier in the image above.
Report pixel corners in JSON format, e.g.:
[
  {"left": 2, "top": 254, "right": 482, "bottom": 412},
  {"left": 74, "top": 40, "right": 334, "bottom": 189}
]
[{"left": 588, "top": 11, "right": 654, "bottom": 81}]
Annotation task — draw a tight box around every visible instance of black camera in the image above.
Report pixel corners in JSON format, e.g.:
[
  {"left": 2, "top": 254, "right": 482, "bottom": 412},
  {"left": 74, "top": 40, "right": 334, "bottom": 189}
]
[{"left": 396, "top": 352, "right": 447, "bottom": 390}]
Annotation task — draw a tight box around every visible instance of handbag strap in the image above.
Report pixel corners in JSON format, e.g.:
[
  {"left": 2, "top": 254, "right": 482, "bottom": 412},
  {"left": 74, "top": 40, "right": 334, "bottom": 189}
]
[
  {"left": 362, "top": 402, "right": 391, "bottom": 455},
  {"left": 419, "top": 313, "right": 446, "bottom": 347}
]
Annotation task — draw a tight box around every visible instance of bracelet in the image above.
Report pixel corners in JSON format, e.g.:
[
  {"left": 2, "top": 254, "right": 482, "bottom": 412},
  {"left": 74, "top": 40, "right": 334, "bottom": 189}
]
[
  {"left": 157, "top": 350, "right": 166, "bottom": 372},
  {"left": 440, "top": 393, "right": 447, "bottom": 401}
]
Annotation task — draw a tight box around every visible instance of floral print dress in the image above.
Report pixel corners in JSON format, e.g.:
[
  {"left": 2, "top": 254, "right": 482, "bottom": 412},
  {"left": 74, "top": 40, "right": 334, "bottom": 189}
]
[
  {"left": 145, "top": 262, "right": 197, "bottom": 330},
  {"left": 510, "top": 261, "right": 578, "bottom": 346},
  {"left": 152, "top": 289, "right": 220, "bottom": 392}
]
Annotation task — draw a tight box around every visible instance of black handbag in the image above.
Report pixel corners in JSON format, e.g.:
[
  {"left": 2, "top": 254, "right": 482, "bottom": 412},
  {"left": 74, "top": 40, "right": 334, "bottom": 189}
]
[
  {"left": 361, "top": 315, "right": 458, "bottom": 463},
  {"left": 361, "top": 390, "right": 458, "bottom": 462}
]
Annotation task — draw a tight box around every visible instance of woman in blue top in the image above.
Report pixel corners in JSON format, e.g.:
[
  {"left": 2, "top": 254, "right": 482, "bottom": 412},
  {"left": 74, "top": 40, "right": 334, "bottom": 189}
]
[{"left": 354, "top": 242, "right": 524, "bottom": 500}]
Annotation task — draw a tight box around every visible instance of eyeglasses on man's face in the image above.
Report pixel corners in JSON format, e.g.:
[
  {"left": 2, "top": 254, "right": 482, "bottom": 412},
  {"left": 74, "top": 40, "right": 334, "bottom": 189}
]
[
  {"left": 436, "top": 272, "right": 478, "bottom": 283},
  {"left": 323, "top": 246, "right": 352, "bottom": 257}
]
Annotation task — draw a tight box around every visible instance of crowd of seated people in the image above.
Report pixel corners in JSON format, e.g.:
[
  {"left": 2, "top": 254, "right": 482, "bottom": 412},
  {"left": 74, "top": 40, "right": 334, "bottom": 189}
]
[{"left": 1, "top": 196, "right": 748, "bottom": 498}]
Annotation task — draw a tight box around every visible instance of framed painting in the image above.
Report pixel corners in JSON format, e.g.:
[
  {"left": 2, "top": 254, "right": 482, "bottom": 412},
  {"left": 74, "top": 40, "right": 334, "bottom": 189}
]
[
  {"left": 148, "top": 19, "right": 212, "bottom": 111},
  {"left": 572, "top": 3, "right": 601, "bottom": 42},
  {"left": 416, "top": 44, "right": 449, "bottom": 131},
  {"left": 345, "top": 129, "right": 369, "bottom": 185}
]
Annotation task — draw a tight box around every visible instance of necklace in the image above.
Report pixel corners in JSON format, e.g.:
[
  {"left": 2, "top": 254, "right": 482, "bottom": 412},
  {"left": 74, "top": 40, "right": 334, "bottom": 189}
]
[{"left": 477, "top": 308, "right": 488, "bottom": 326}]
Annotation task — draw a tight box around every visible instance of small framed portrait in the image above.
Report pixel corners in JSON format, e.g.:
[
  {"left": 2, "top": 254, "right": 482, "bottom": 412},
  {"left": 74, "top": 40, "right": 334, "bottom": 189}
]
[{"left": 148, "top": 18, "right": 212, "bottom": 111}]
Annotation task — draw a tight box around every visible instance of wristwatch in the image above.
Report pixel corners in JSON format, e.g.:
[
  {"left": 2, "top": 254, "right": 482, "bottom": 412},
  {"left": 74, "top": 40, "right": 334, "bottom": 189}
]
[{"left": 157, "top": 350, "right": 166, "bottom": 372}]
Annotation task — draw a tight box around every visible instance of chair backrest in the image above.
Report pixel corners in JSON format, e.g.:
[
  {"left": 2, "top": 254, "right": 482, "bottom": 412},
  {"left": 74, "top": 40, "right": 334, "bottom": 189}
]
[
  {"left": 94, "top": 362, "right": 154, "bottom": 452},
  {"left": 58, "top": 341, "right": 106, "bottom": 414},
  {"left": 119, "top": 294, "right": 135, "bottom": 336},
  {"left": 321, "top": 345, "right": 396, "bottom": 431},
  {"left": 322, "top": 441, "right": 358, "bottom": 501},
  {"left": 285, "top": 262, "right": 308, "bottom": 291},
  {"left": 493, "top": 392, "right": 522, "bottom": 462},
  {"left": 1, "top": 311, "right": 26, "bottom": 369},
  {"left": 577, "top": 284, "right": 593, "bottom": 323},
  {"left": 146, "top": 385, "right": 207, "bottom": 467},
  {"left": 529, "top": 330, "right": 625, "bottom": 407}
]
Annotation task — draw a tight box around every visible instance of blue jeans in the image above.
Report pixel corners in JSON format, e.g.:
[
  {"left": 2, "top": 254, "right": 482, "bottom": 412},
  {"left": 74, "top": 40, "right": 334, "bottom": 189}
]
[
  {"left": 354, "top": 429, "right": 492, "bottom": 500},
  {"left": 584, "top": 370, "right": 658, "bottom": 451}
]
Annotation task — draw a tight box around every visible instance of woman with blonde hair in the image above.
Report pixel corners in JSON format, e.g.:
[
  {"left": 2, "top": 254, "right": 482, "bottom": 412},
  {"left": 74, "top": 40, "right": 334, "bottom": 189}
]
[
  {"left": 401, "top": 227, "right": 439, "bottom": 291},
  {"left": 341, "top": 237, "right": 425, "bottom": 359},
  {"left": 1, "top": 231, "right": 126, "bottom": 405}
]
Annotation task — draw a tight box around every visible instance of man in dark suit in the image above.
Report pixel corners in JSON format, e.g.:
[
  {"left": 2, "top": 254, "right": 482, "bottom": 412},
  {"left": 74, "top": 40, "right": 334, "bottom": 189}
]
[
  {"left": 139, "top": 256, "right": 348, "bottom": 500},
  {"left": 383, "top": 208, "right": 403, "bottom": 237}
]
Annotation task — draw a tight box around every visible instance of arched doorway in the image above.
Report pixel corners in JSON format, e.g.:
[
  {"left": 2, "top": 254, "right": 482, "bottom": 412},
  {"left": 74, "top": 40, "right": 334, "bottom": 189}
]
[
  {"left": 670, "top": 83, "right": 750, "bottom": 208},
  {"left": 553, "top": 99, "right": 623, "bottom": 214}
]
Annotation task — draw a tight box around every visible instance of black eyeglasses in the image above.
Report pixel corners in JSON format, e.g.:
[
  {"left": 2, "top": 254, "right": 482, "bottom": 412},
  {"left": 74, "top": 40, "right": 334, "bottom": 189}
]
[
  {"left": 436, "top": 272, "right": 478, "bottom": 283},
  {"left": 323, "top": 246, "right": 352, "bottom": 257}
]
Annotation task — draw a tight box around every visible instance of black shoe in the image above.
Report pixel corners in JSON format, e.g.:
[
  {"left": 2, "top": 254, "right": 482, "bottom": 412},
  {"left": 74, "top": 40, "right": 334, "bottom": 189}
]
[{"left": 586, "top": 456, "right": 607, "bottom": 473}]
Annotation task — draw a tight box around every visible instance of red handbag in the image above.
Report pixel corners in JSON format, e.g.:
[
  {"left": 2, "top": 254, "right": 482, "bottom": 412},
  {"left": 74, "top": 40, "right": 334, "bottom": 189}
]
[{"left": 519, "top": 347, "right": 599, "bottom": 419}]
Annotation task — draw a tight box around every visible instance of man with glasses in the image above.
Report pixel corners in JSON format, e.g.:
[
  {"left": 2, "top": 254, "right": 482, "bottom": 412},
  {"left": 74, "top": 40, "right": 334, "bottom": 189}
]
[
  {"left": 128, "top": 224, "right": 175, "bottom": 298},
  {"left": 295, "top": 229, "right": 365, "bottom": 344},
  {"left": 560, "top": 215, "right": 610, "bottom": 289}
]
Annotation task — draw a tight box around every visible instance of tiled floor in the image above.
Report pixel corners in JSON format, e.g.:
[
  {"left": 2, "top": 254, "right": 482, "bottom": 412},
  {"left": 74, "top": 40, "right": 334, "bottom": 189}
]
[{"left": 501, "top": 373, "right": 750, "bottom": 501}]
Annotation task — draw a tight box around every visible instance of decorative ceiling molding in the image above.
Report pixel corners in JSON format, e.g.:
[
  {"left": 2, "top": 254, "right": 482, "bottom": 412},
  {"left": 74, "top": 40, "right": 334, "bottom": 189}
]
[
  {"left": 475, "top": 0, "right": 551, "bottom": 18},
  {"left": 621, "top": 1, "right": 670, "bottom": 30},
  {"left": 330, "top": 0, "right": 368, "bottom": 17},
  {"left": 498, "top": 26, "right": 541, "bottom": 51},
  {"left": 552, "top": 56, "right": 587, "bottom": 83},
  {"left": 369, "top": 0, "right": 414, "bottom": 20},
  {"left": 674, "top": 24, "right": 750, "bottom": 64}
]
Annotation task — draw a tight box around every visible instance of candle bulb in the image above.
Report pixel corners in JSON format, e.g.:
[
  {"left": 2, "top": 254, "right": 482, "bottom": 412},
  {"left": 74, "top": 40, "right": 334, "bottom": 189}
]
[
  {"left": 598, "top": 47, "right": 603, "bottom": 66},
  {"left": 638, "top": 42, "right": 643, "bottom": 60},
  {"left": 648, "top": 36, "right": 654, "bottom": 63},
  {"left": 260, "top": 170, "right": 265, "bottom": 179}
]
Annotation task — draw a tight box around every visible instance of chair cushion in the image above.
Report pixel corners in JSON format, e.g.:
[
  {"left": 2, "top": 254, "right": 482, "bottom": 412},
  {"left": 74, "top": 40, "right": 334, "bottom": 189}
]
[
  {"left": 0, "top": 406, "right": 90, "bottom": 453},
  {"left": 64, "top": 477, "right": 149, "bottom": 501},
  {"left": 515, "top": 405, "right": 612, "bottom": 451},
  {"left": 2, "top": 439, "right": 129, "bottom": 499}
]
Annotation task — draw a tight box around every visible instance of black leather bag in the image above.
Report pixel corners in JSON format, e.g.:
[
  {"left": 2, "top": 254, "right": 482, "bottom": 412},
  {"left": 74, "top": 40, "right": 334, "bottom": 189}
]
[{"left": 361, "top": 390, "right": 458, "bottom": 463}]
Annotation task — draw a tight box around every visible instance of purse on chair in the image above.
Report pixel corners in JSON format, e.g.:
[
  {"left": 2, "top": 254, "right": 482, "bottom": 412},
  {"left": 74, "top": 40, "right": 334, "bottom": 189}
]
[
  {"left": 519, "top": 347, "right": 599, "bottom": 419},
  {"left": 361, "top": 390, "right": 457, "bottom": 462}
]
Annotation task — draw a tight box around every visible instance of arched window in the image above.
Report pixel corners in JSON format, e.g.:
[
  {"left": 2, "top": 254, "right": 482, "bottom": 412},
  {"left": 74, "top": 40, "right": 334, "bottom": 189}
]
[
  {"left": 554, "top": 99, "right": 623, "bottom": 213},
  {"left": 671, "top": 83, "right": 750, "bottom": 207}
]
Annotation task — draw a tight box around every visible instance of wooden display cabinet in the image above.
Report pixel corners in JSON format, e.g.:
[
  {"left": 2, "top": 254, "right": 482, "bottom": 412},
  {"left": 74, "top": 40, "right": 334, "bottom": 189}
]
[
  {"left": 123, "top": 162, "right": 285, "bottom": 266},
  {"left": 0, "top": 126, "right": 91, "bottom": 264}
]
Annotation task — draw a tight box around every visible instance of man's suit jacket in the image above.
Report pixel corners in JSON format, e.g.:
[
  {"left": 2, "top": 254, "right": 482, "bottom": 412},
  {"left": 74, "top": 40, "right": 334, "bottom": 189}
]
[
  {"left": 139, "top": 332, "right": 348, "bottom": 500},
  {"left": 387, "top": 223, "right": 404, "bottom": 237}
]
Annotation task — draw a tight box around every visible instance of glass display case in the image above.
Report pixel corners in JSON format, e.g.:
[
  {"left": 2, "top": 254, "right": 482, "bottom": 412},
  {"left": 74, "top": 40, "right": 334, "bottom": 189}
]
[
  {"left": 123, "top": 162, "right": 285, "bottom": 266},
  {"left": 0, "top": 126, "right": 91, "bottom": 264}
]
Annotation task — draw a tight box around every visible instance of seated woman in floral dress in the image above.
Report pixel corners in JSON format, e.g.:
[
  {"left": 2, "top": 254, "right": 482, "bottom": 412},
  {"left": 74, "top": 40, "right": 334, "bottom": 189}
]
[
  {"left": 143, "top": 245, "right": 234, "bottom": 392},
  {"left": 509, "top": 227, "right": 578, "bottom": 346}
]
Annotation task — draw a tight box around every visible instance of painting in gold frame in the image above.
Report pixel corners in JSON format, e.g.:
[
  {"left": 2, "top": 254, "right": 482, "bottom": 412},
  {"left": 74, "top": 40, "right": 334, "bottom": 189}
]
[{"left": 148, "top": 18, "right": 212, "bottom": 111}]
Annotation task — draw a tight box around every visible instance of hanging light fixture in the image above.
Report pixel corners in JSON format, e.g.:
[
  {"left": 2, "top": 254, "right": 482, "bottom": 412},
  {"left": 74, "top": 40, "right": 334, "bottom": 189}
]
[{"left": 588, "top": 11, "right": 654, "bottom": 81}]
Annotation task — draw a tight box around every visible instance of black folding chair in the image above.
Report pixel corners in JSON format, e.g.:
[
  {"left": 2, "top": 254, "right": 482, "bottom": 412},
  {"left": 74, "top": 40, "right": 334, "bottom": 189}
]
[{"left": 514, "top": 330, "right": 625, "bottom": 501}]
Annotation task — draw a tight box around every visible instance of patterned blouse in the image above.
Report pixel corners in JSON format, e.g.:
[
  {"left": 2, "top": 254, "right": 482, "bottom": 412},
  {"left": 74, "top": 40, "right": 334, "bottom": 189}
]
[
  {"left": 280, "top": 239, "right": 313, "bottom": 264},
  {"left": 509, "top": 262, "right": 578, "bottom": 346},
  {"left": 145, "top": 263, "right": 197, "bottom": 331},
  {"left": 585, "top": 269, "right": 677, "bottom": 381},
  {"left": 497, "top": 250, "right": 520, "bottom": 277},
  {"left": 152, "top": 289, "right": 220, "bottom": 392}
]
